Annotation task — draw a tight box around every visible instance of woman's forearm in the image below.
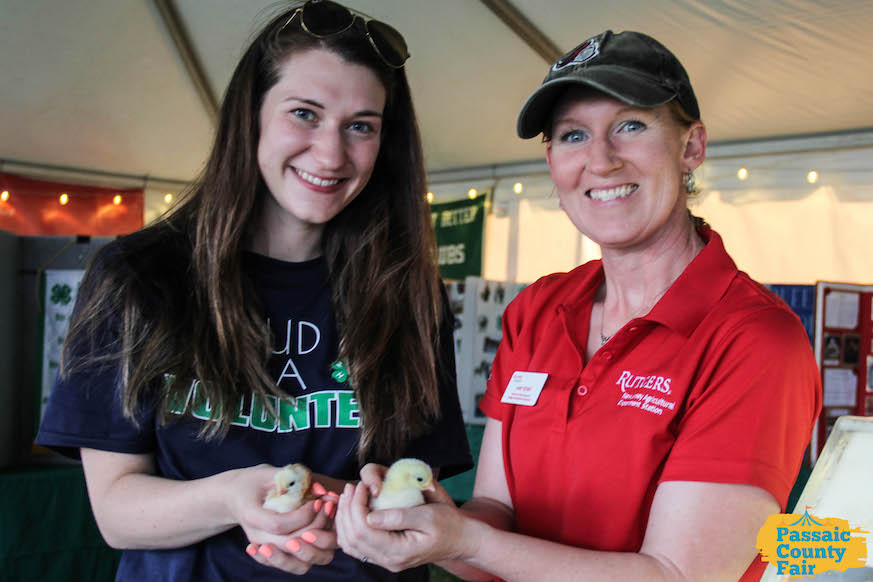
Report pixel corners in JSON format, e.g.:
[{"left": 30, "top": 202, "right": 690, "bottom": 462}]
[
  {"left": 465, "top": 524, "right": 678, "bottom": 582},
  {"left": 85, "top": 467, "right": 239, "bottom": 549},
  {"left": 434, "top": 496, "right": 516, "bottom": 581},
  {"left": 435, "top": 497, "right": 678, "bottom": 582}
]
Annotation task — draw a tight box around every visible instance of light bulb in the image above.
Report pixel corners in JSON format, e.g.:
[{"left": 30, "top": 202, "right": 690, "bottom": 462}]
[
  {"left": 164, "top": 193, "right": 174, "bottom": 204},
  {"left": 59, "top": 193, "right": 69, "bottom": 205},
  {"left": 426, "top": 191, "right": 434, "bottom": 203},
  {"left": 113, "top": 194, "right": 122, "bottom": 205},
  {"left": 513, "top": 182, "right": 523, "bottom": 194},
  {"left": 467, "top": 188, "right": 478, "bottom": 199},
  {"left": 737, "top": 168, "right": 749, "bottom": 181},
  {"left": 807, "top": 171, "right": 818, "bottom": 184},
  {"left": 1, "top": 190, "right": 8, "bottom": 202}
]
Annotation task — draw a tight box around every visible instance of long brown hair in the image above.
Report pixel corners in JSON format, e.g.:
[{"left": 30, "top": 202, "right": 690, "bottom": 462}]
[{"left": 62, "top": 3, "right": 443, "bottom": 465}]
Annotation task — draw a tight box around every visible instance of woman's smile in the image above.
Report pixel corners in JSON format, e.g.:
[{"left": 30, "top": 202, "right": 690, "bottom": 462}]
[
  {"left": 587, "top": 183, "right": 638, "bottom": 202},
  {"left": 291, "top": 166, "right": 346, "bottom": 191}
]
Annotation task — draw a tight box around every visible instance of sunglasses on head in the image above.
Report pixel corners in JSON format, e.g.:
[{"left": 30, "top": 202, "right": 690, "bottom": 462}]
[{"left": 280, "top": 0, "right": 410, "bottom": 69}]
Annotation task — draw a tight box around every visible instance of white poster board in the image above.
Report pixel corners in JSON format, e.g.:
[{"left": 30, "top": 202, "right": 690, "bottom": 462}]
[
  {"left": 40, "top": 269, "right": 85, "bottom": 420},
  {"left": 448, "top": 276, "right": 526, "bottom": 424}
]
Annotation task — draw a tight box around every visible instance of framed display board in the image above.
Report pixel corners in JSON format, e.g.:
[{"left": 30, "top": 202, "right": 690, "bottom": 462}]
[{"left": 811, "top": 282, "right": 873, "bottom": 462}]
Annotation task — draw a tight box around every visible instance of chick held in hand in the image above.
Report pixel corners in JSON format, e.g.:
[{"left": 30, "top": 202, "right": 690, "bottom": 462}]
[
  {"left": 370, "top": 458, "right": 435, "bottom": 510},
  {"left": 263, "top": 463, "right": 313, "bottom": 513}
]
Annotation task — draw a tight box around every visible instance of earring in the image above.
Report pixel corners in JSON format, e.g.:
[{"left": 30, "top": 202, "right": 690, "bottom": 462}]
[{"left": 682, "top": 171, "right": 696, "bottom": 194}]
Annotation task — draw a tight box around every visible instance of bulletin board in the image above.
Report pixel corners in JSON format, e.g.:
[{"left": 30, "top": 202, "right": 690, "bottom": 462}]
[
  {"left": 811, "top": 281, "right": 873, "bottom": 462},
  {"left": 446, "top": 277, "right": 526, "bottom": 424}
]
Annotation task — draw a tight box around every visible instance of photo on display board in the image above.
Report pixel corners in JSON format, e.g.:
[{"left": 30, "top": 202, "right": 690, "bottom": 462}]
[
  {"left": 450, "top": 283, "right": 465, "bottom": 315},
  {"left": 842, "top": 334, "right": 860, "bottom": 366},
  {"left": 474, "top": 392, "right": 486, "bottom": 418},
  {"left": 823, "top": 333, "right": 842, "bottom": 363}
]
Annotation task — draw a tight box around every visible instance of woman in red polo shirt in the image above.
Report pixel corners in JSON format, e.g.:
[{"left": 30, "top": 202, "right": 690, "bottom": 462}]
[{"left": 336, "top": 30, "right": 821, "bottom": 582}]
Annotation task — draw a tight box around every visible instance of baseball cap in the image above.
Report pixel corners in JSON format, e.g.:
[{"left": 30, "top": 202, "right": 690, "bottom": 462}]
[{"left": 516, "top": 30, "right": 700, "bottom": 139}]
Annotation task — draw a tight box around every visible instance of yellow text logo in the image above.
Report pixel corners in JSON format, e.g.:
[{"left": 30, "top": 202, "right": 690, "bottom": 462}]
[{"left": 756, "top": 508, "right": 867, "bottom": 577}]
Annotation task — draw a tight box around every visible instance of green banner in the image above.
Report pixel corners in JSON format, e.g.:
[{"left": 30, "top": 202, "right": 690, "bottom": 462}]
[{"left": 431, "top": 196, "right": 485, "bottom": 280}]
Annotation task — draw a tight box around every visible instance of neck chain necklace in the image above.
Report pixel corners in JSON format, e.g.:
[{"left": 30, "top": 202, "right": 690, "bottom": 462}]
[
  {"left": 599, "top": 229, "right": 706, "bottom": 346},
  {"left": 599, "top": 285, "right": 672, "bottom": 346}
]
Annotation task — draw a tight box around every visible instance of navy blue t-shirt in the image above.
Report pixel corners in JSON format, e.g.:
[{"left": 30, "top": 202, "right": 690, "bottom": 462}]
[{"left": 37, "top": 249, "right": 472, "bottom": 582}]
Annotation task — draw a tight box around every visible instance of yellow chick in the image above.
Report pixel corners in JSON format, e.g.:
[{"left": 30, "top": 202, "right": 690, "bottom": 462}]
[
  {"left": 263, "top": 463, "right": 312, "bottom": 513},
  {"left": 370, "top": 458, "right": 435, "bottom": 510}
]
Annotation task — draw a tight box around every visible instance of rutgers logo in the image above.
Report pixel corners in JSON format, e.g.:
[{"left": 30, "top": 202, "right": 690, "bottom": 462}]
[
  {"left": 616, "top": 370, "right": 672, "bottom": 395},
  {"left": 552, "top": 38, "right": 600, "bottom": 71}
]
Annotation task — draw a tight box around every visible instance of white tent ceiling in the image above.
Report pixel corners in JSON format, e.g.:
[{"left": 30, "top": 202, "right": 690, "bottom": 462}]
[{"left": 2, "top": 0, "right": 873, "bottom": 186}]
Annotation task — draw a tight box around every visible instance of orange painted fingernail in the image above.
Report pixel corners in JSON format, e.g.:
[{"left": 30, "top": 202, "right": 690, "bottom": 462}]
[
  {"left": 325, "top": 500, "right": 336, "bottom": 517},
  {"left": 286, "top": 538, "right": 301, "bottom": 552},
  {"left": 258, "top": 544, "right": 273, "bottom": 558},
  {"left": 314, "top": 499, "right": 323, "bottom": 512},
  {"left": 245, "top": 544, "right": 258, "bottom": 556},
  {"left": 312, "top": 482, "right": 327, "bottom": 496},
  {"left": 302, "top": 531, "right": 318, "bottom": 544}
]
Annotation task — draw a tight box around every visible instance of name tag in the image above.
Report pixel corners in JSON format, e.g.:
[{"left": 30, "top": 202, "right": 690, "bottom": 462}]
[{"left": 500, "top": 371, "right": 548, "bottom": 406}]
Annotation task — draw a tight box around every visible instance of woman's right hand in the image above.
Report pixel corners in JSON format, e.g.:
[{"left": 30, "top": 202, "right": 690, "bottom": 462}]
[
  {"left": 335, "top": 479, "right": 482, "bottom": 572},
  {"left": 227, "top": 464, "right": 339, "bottom": 574},
  {"left": 81, "top": 450, "right": 339, "bottom": 575}
]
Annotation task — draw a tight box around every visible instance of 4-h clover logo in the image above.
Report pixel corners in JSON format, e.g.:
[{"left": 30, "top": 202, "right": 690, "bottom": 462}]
[
  {"left": 50, "top": 283, "right": 73, "bottom": 306},
  {"left": 330, "top": 360, "right": 349, "bottom": 384}
]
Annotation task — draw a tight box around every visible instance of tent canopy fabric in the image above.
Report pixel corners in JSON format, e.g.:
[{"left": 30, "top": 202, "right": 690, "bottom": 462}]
[{"left": 1, "top": 0, "right": 872, "bottom": 181}]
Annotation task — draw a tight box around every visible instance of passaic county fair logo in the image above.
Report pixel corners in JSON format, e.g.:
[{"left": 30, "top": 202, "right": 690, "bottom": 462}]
[{"left": 756, "top": 507, "right": 867, "bottom": 577}]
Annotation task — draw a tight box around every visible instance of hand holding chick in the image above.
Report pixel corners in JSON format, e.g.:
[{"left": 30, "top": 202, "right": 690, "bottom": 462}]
[
  {"left": 335, "top": 461, "right": 472, "bottom": 573},
  {"left": 370, "top": 458, "right": 435, "bottom": 510},
  {"left": 263, "top": 463, "right": 313, "bottom": 513}
]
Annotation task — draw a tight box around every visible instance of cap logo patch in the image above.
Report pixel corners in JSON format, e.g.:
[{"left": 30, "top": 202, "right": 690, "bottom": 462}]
[{"left": 552, "top": 38, "right": 600, "bottom": 72}]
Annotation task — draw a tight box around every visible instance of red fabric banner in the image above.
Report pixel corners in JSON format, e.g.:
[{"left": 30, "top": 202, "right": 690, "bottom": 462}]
[{"left": 0, "top": 171, "right": 143, "bottom": 236}]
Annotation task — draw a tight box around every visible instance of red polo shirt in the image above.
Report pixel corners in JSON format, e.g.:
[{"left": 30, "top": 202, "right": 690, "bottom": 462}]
[{"left": 479, "top": 228, "right": 821, "bottom": 581}]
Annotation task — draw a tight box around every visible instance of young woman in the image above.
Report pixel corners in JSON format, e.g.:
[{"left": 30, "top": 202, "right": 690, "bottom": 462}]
[
  {"left": 36, "top": 2, "right": 471, "bottom": 580},
  {"left": 336, "top": 30, "right": 821, "bottom": 582}
]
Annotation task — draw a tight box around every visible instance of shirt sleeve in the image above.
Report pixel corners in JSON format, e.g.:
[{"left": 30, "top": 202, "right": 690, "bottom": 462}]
[
  {"left": 659, "top": 306, "right": 822, "bottom": 509},
  {"left": 403, "top": 284, "right": 473, "bottom": 480}
]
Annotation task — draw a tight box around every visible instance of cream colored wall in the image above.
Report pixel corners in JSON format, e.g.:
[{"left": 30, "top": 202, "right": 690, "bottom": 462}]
[
  {"left": 144, "top": 187, "right": 185, "bottom": 225},
  {"left": 430, "top": 145, "right": 873, "bottom": 286},
  {"left": 692, "top": 186, "right": 873, "bottom": 284}
]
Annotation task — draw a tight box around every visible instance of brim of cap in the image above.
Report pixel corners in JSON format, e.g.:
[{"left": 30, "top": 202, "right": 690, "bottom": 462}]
[{"left": 516, "top": 66, "right": 678, "bottom": 139}]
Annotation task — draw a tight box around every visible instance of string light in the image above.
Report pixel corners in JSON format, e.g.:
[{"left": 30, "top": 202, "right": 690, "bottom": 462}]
[
  {"left": 807, "top": 170, "right": 819, "bottom": 184},
  {"left": 737, "top": 168, "right": 749, "bottom": 181},
  {"left": 0, "top": 190, "right": 8, "bottom": 202},
  {"left": 164, "top": 193, "right": 174, "bottom": 204},
  {"left": 467, "top": 188, "right": 478, "bottom": 199},
  {"left": 59, "top": 193, "right": 69, "bottom": 205},
  {"left": 113, "top": 194, "right": 122, "bottom": 205},
  {"left": 513, "top": 182, "right": 523, "bottom": 194},
  {"left": 426, "top": 191, "right": 434, "bottom": 203}
]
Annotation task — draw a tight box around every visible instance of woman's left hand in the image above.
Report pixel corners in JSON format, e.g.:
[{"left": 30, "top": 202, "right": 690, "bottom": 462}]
[{"left": 335, "top": 480, "right": 480, "bottom": 572}]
